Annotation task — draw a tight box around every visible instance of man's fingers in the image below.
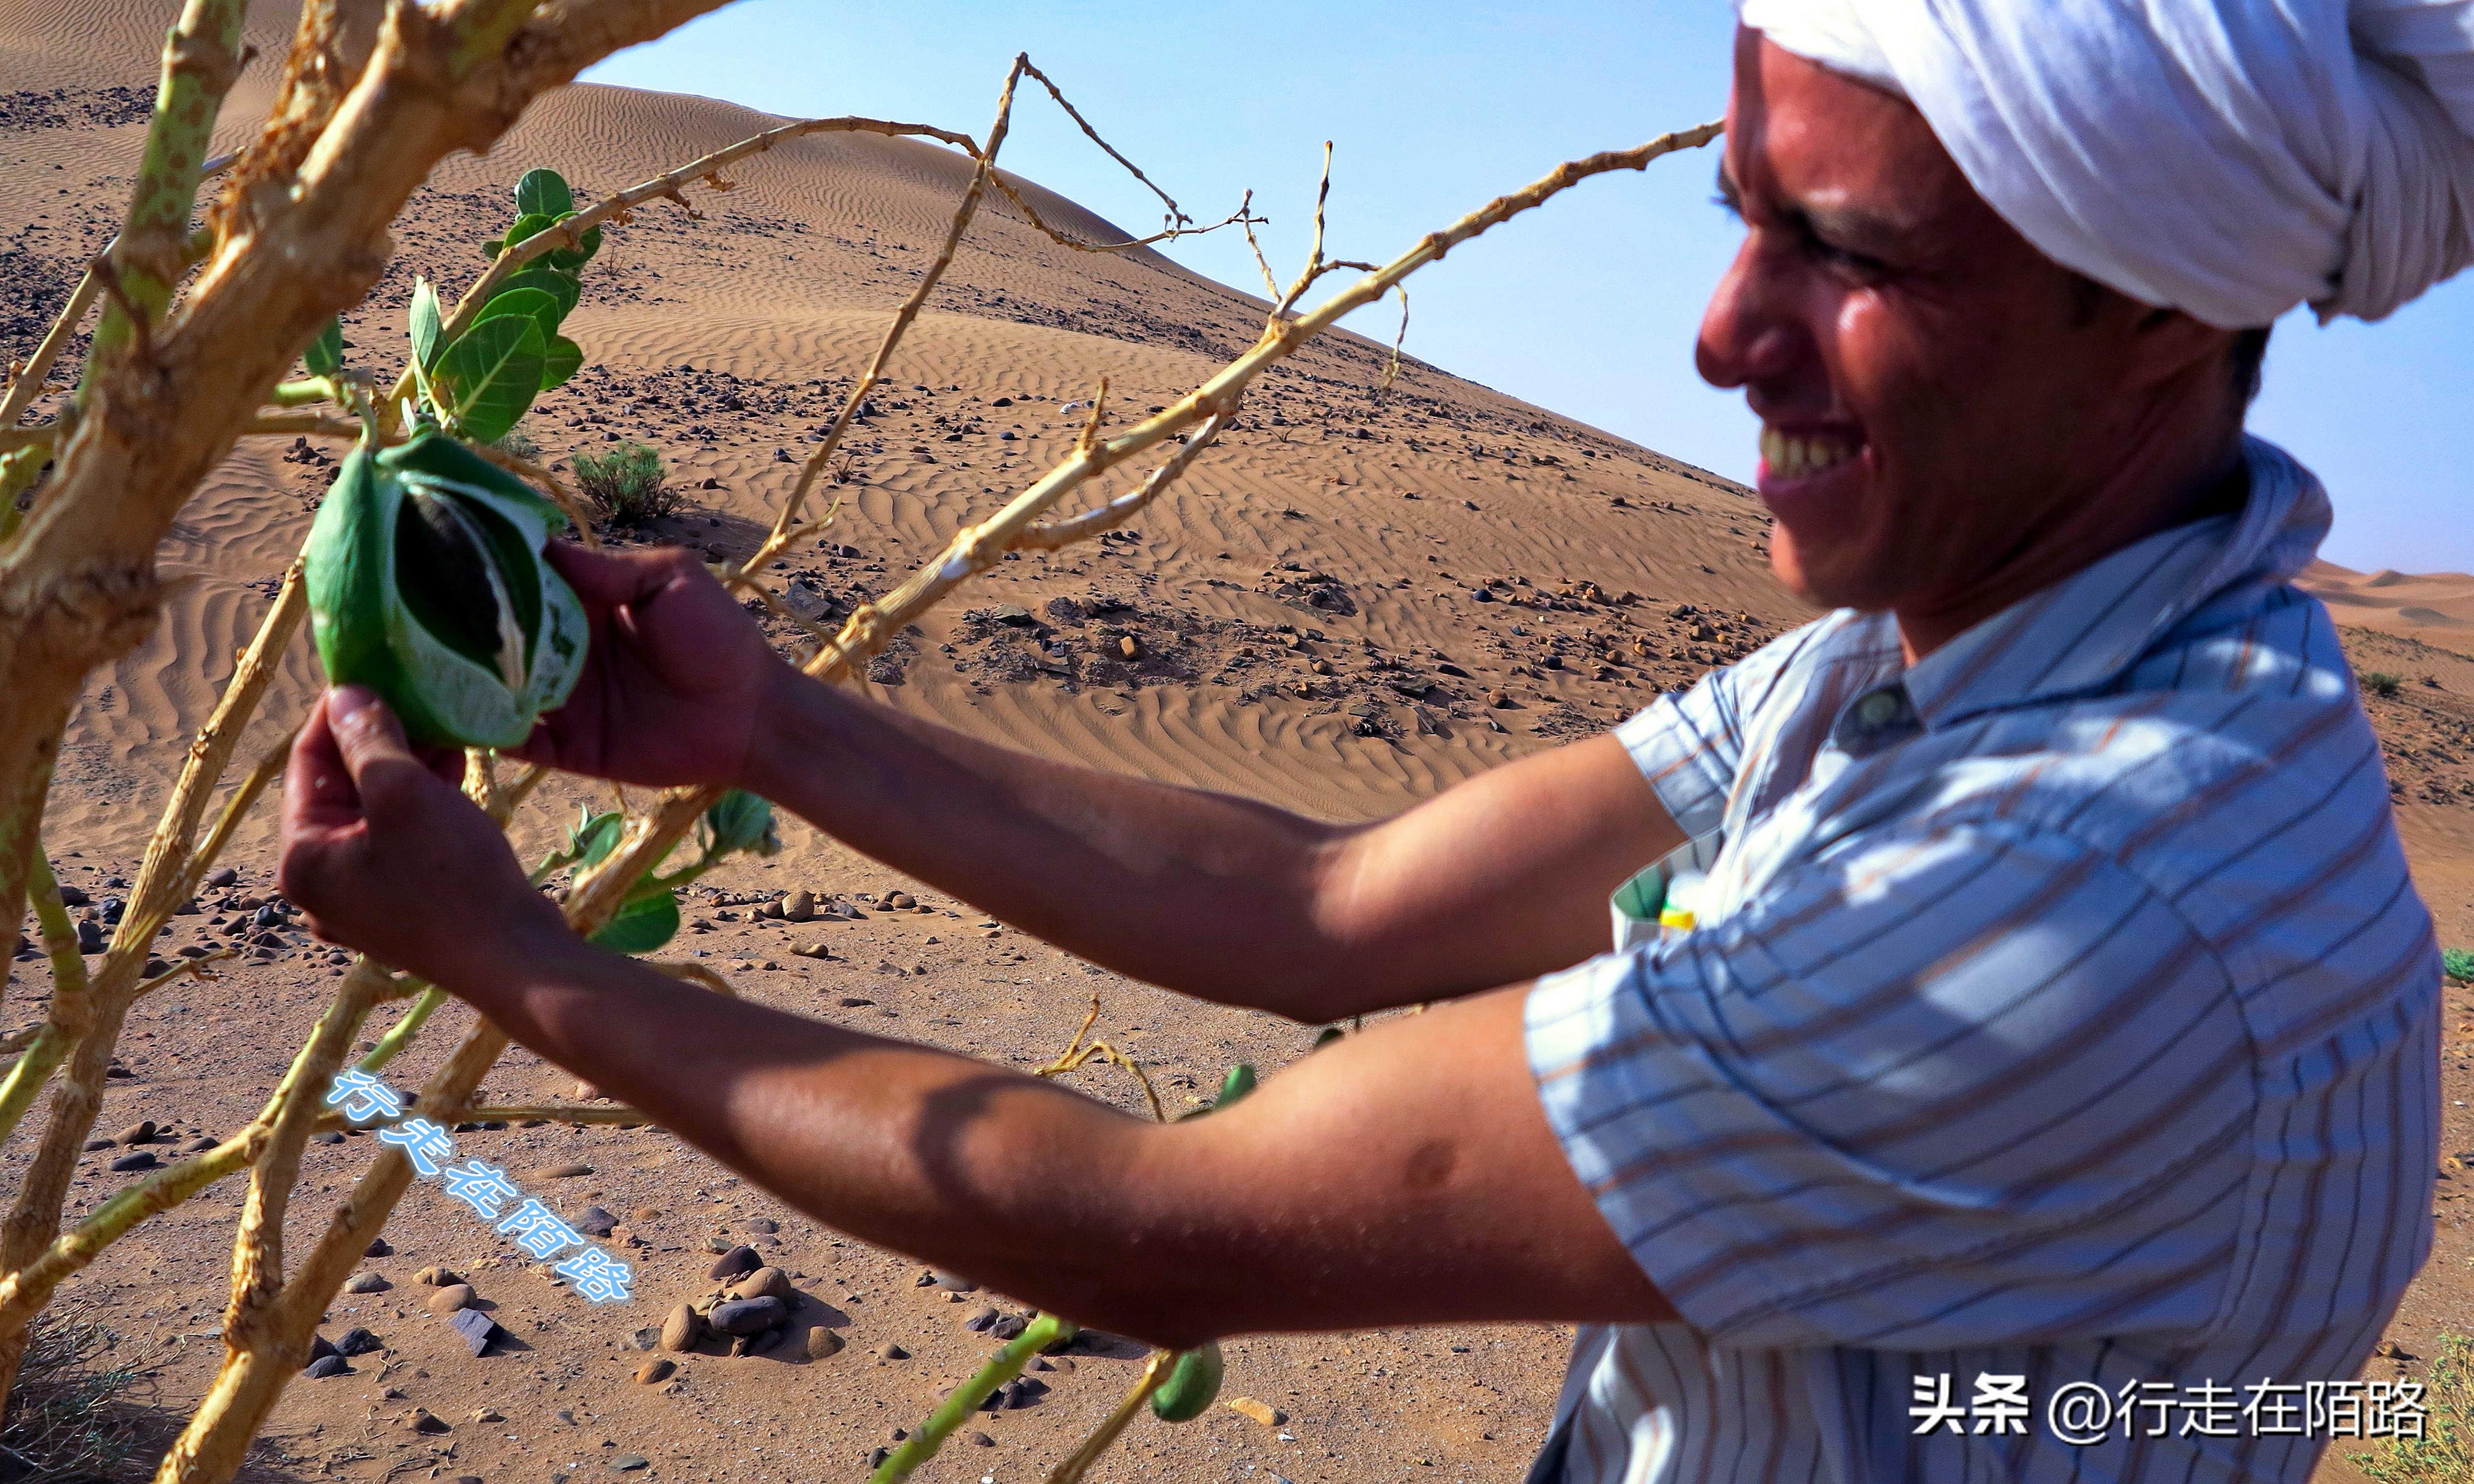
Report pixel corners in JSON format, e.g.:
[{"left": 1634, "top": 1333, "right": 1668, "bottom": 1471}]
[
  {"left": 544, "top": 539, "right": 702, "bottom": 609},
  {"left": 325, "top": 686, "right": 444, "bottom": 824},
  {"left": 283, "top": 696, "right": 360, "bottom": 831}
]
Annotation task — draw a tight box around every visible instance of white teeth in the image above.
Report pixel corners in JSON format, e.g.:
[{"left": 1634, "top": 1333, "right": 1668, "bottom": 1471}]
[{"left": 1759, "top": 426, "right": 1858, "bottom": 479}]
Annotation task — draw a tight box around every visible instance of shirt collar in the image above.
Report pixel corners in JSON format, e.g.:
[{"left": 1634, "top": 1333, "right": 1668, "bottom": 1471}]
[{"left": 1880, "top": 436, "right": 2332, "bottom": 730}]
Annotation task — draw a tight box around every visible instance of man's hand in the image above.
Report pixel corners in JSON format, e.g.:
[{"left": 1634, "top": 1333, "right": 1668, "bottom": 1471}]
[
  {"left": 515, "top": 543, "right": 789, "bottom": 790},
  {"left": 279, "top": 687, "right": 565, "bottom": 986}
]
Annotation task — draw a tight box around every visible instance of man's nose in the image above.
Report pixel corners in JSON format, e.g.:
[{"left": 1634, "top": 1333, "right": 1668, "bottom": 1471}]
[{"left": 1696, "top": 237, "right": 1806, "bottom": 394}]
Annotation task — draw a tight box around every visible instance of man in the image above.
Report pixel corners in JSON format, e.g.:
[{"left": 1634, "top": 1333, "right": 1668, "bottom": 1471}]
[{"left": 280, "top": 1, "right": 2474, "bottom": 1478}]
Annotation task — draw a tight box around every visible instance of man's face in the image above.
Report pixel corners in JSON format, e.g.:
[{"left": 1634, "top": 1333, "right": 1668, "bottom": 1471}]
[{"left": 1697, "top": 30, "right": 2143, "bottom": 618}]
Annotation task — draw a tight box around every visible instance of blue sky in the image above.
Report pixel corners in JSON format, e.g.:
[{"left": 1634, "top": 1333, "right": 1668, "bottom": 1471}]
[{"left": 585, "top": 0, "right": 2474, "bottom": 575}]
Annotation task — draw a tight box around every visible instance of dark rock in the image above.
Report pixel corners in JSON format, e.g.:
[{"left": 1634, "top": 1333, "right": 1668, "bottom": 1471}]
[
  {"left": 446, "top": 1305, "right": 498, "bottom": 1356},
  {"left": 205, "top": 867, "right": 238, "bottom": 888},
  {"left": 426, "top": 1283, "right": 477, "bottom": 1315},
  {"left": 108, "top": 1151, "right": 158, "bottom": 1172},
  {"left": 76, "top": 921, "right": 104, "bottom": 955},
  {"left": 707, "top": 1297, "right": 785, "bottom": 1337},
  {"left": 962, "top": 1307, "right": 996, "bottom": 1333},
  {"left": 930, "top": 1270, "right": 977, "bottom": 1293},
  {"left": 344, "top": 1271, "right": 389, "bottom": 1294},
  {"left": 54, "top": 884, "right": 90, "bottom": 908},
  {"left": 635, "top": 1358, "right": 674, "bottom": 1385},
  {"left": 611, "top": 1454, "right": 649, "bottom": 1472},
  {"left": 405, "top": 1408, "right": 451, "bottom": 1435},
  {"left": 307, "top": 1334, "right": 340, "bottom": 1364},
  {"left": 707, "top": 1244, "right": 761, "bottom": 1282},
  {"left": 364, "top": 1237, "right": 392, "bottom": 1257},
  {"left": 303, "top": 1354, "right": 349, "bottom": 1378},
  {"left": 339, "top": 1327, "right": 382, "bottom": 1355},
  {"left": 879, "top": 1343, "right": 909, "bottom": 1360},
  {"left": 990, "top": 1314, "right": 1026, "bottom": 1341},
  {"left": 577, "top": 1206, "right": 617, "bottom": 1238}
]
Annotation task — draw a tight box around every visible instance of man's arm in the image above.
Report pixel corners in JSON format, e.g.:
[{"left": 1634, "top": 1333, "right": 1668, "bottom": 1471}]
[
  {"left": 521, "top": 544, "right": 1682, "bottom": 1021},
  {"left": 279, "top": 691, "right": 1676, "bottom": 1346}
]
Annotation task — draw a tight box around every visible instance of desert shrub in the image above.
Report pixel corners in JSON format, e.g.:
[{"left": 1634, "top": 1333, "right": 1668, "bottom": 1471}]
[
  {"left": 2445, "top": 947, "right": 2474, "bottom": 983},
  {"left": 2365, "top": 671, "right": 2405, "bottom": 698},
  {"left": 2357, "top": 1333, "right": 2474, "bottom": 1482},
  {"left": 0, "top": 1302, "right": 151, "bottom": 1480},
  {"left": 572, "top": 440, "right": 677, "bottom": 527},
  {"left": 493, "top": 424, "right": 541, "bottom": 461}
]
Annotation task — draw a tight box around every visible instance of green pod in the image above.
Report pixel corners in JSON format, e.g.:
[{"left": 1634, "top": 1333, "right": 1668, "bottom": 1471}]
[
  {"left": 1149, "top": 1342, "right": 1224, "bottom": 1423},
  {"left": 305, "top": 427, "right": 588, "bottom": 748}
]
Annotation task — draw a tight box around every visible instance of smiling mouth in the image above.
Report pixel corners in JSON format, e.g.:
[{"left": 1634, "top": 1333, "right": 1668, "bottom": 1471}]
[{"left": 1759, "top": 425, "right": 1861, "bottom": 480}]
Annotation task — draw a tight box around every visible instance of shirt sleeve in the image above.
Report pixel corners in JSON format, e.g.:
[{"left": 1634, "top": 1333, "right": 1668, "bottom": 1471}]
[
  {"left": 1526, "top": 816, "right": 2254, "bottom": 1351},
  {"left": 1615, "top": 666, "right": 1749, "bottom": 842}
]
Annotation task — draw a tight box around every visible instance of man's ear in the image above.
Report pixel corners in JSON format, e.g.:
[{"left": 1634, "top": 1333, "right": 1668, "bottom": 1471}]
[{"left": 2123, "top": 306, "right": 2240, "bottom": 393}]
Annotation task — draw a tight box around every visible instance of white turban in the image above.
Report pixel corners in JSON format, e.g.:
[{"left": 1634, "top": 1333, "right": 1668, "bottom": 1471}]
[{"left": 1732, "top": 0, "right": 2474, "bottom": 326}]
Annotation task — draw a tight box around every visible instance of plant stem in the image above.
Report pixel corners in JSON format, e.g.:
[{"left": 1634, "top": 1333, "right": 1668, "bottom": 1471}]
[
  {"left": 872, "top": 1314, "right": 1071, "bottom": 1484},
  {"left": 1045, "top": 1350, "right": 1174, "bottom": 1484},
  {"left": 356, "top": 987, "right": 444, "bottom": 1074}
]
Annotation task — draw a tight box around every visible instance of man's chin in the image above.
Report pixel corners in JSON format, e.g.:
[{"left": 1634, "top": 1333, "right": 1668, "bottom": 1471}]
[{"left": 1767, "top": 535, "right": 1898, "bottom": 614}]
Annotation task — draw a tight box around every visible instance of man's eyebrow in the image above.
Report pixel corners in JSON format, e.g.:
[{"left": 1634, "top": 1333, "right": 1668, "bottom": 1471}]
[{"left": 1713, "top": 160, "right": 1743, "bottom": 215}]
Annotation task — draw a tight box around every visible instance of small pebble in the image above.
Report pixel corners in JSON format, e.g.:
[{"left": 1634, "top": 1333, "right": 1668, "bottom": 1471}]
[
  {"left": 426, "top": 1284, "right": 477, "bottom": 1315},
  {"left": 630, "top": 1327, "right": 660, "bottom": 1351},
  {"left": 708, "top": 1245, "right": 761, "bottom": 1281},
  {"left": 962, "top": 1307, "right": 996, "bottom": 1333},
  {"left": 806, "top": 1328, "right": 845, "bottom": 1360},
  {"left": 344, "top": 1271, "right": 389, "bottom": 1294},
  {"left": 610, "top": 1454, "right": 649, "bottom": 1472},
  {"left": 969, "top": 1432, "right": 995, "bottom": 1448},
  {"left": 635, "top": 1358, "right": 675, "bottom": 1385},
  {"left": 708, "top": 1297, "right": 785, "bottom": 1337},
  {"left": 577, "top": 1206, "right": 617, "bottom": 1238},
  {"left": 729, "top": 1267, "right": 798, "bottom": 1304},
  {"left": 990, "top": 1315, "right": 1025, "bottom": 1341},
  {"left": 403, "top": 1408, "right": 450, "bottom": 1435},
  {"left": 659, "top": 1304, "right": 702, "bottom": 1353},
  {"left": 879, "top": 1343, "right": 909, "bottom": 1360},
  {"left": 931, "top": 1270, "right": 978, "bottom": 1293},
  {"left": 532, "top": 1162, "right": 593, "bottom": 1180},
  {"left": 338, "top": 1327, "right": 381, "bottom": 1355},
  {"left": 303, "top": 1353, "right": 349, "bottom": 1379},
  {"left": 109, "top": 1151, "right": 159, "bottom": 1172},
  {"left": 416, "top": 1265, "right": 460, "bottom": 1287},
  {"left": 114, "top": 1119, "right": 157, "bottom": 1146},
  {"left": 364, "top": 1238, "right": 392, "bottom": 1257}
]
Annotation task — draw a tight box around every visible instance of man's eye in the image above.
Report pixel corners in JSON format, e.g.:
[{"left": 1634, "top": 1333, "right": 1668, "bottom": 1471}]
[
  {"left": 1808, "top": 234, "right": 1886, "bottom": 277},
  {"left": 1712, "top": 192, "right": 1743, "bottom": 222}
]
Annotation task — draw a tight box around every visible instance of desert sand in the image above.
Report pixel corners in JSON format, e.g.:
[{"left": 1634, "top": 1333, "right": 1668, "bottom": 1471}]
[{"left": 5, "top": 0, "right": 2474, "bottom": 1481}]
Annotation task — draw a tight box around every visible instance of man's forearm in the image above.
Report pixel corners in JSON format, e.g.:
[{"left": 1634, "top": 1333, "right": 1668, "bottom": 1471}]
[
  {"left": 465, "top": 925, "right": 1196, "bottom": 1340},
  {"left": 745, "top": 671, "right": 1368, "bottom": 1018}
]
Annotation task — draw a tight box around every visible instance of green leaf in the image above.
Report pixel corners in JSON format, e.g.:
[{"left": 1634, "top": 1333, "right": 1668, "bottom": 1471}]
[
  {"left": 473, "top": 286, "right": 562, "bottom": 348},
  {"left": 539, "top": 336, "right": 582, "bottom": 391},
  {"left": 590, "top": 886, "right": 680, "bottom": 955},
  {"left": 408, "top": 279, "right": 442, "bottom": 371},
  {"left": 514, "top": 168, "right": 574, "bottom": 218},
  {"left": 545, "top": 221, "right": 602, "bottom": 272},
  {"left": 481, "top": 238, "right": 503, "bottom": 261},
  {"left": 495, "top": 266, "right": 581, "bottom": 325},
  {"left": 431, "top": 316, "right": 545, "bottom": 446},
  {"left": 304, "top": 317, "right": 343, "bottom": 376},
  {"left": 501, "top": 212, "right": 561, "bottom": 259},
  {"left": 568, "top": 808, "right": 624, "bottom": 870},
  {"left": 700, "top": 790, "right": 778, "bottom": 859}
]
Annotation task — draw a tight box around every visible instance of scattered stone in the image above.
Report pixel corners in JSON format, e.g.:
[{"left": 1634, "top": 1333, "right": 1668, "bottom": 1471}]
[
  {"left": 470, "top": 1408, "right": 504, "bottom": 1424},
  {"left": 708, "top": 1297, "right": 785, "bottom": 1336},
  {"left": 659, "top": 1304, "right": 702, "bottom": 1353},
  {"left": 81, "top": 1138, "right": 112, "bottom": 1152},
  {"left": 345, "top": 1271, "right": 389, "bottom": 1294},
  {"left": 114, "top": 1119, "right": 157, "bottom": 1146},
  {"left": 708, "top": 1245, "right": 761, "bottom": 1281},
  {"left": 885, "top": 891, "right": 916, "bottom": 910},
  {"left": 205, "top": 867, "right": 238, "bottom": 888},
  {"left": 532, "top": 1162, "right": 593, "bottom": 1180},
  {"left": 745, "top": 1216, "right": 778, "bottom": 1234},
  {"left": 729, "top": 1267, "right": 798, "bottom": 1304},
  {"left": 867, "top": 1448, "right": 890, "bottom": 1469},
  {"left": 791, "top": 942, "right": 832, "bottom": 960},
  {"left": 635, "top": 1358, "right": 675, "bottom": 1385},
  {"left": 108, "top": 1151, "right": 158, "bottom": 1172},
  {"left": 416, "top": 1265, "right": 460, "bottom": 1287},
  {"left": 610, "top": 1454, "right": 649, "bottom": 1471},
  {"left": 403, "top": 1408, "right": 451, "bottom": 1435},
  {"left": 1226, "top": 1396, "right": 1285, "bottom": 1427},
  {"left": 426, "top": 1283, "right": 477, "bottom": 1315},
  {"left": 311, "top": 1131, "right": 344, "bottom": 1145},
  {"left": 577, "top": 1206, "right": 617, "bottom": 1238},
  {"left": 806, "top": 1327, "right": 845, "bottom": 1360},
  {"left": 990, "top": 1315, "right": 1026, "bottom": 1341},
  {"left": 182, "top": 1135, "right": 216, "bottom": 1152},
  {"left": 303, "top": 1354, "right": 349, "bottom": 1379},
  {"left": 307, "top": 1334, "right": 340, "bottom": 1364},
  {"left": 1119, "top": 636, "right": 1141, "bottom": 660},
  {"left": 969, "top": 1432, "right": 995, "bottom": 1448},
  {"left": 446, "top": 1306, "right": 498, "bottom": 1357},
  {"left": 338, "top": 1327, "right": 382, "bottom": 1355},
  {"left": 962, "top": 1307, "right": 996, "bottom": 1333},
  {"left": 76, "top": 920, "right": 105, "bottom": 955},
  {"left": 630, "top": 1326, "right": 660, "bottom": 1350},
  {"left": 783, "top": 889, "right": 816, "bottom": 922},
  {"left": 837, "top": 996, "right": 873, "bottom": 1008},
  {"left": 364, "top": 1237, "right": 392, "bottom": 1257},
  {"left": 931, "top": 1271, "right": 977, "bottom": 1293},
  {"left": 879, "top": 1343, "right": 909, "bottom": 1360},
  {"left": 630, "top": 1206, "right": 663, "bottom": 1223}
]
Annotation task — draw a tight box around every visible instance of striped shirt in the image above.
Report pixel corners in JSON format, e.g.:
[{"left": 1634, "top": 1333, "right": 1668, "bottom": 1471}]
[{"left": 1524, "top": 436, "right": 2440, "bottom": 1484}]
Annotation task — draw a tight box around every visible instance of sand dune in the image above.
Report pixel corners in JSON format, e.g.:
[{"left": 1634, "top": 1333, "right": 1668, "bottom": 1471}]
[{"left": 2302, "top": 558, "right": 2474, "bottom": 646}]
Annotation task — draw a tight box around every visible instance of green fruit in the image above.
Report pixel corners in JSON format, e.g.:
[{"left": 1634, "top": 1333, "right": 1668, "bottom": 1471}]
[
  {"left": 305, "top": 428, "right": 588, "bottom": 748},
  {"left": 1150, "top": 1342, "right": 1224, "bottom": 1423},
  {"left": 1215, "top": 1064, "right": 1257, "bottom": 1108}
]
